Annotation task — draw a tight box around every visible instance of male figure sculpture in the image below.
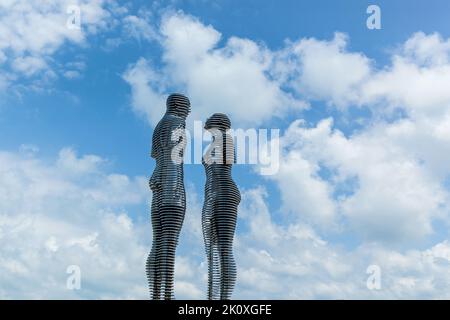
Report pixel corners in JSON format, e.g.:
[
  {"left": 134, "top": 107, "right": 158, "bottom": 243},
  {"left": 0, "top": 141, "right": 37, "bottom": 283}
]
[
  {"left": 202, "top": 113, "right": 240, "bottom": 300},
  {"left": 146, "top": 93, "right": 190, "bottom": 300}
]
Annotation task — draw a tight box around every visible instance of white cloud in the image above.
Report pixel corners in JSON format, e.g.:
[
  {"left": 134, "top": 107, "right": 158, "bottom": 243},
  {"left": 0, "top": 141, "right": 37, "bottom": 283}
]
[
  {"left": 0, "top": 0, "right": 111, "bottom": 55},
  {"left": 233, "top": 188, "right": 450, "bottom": 299},
  {"left": 267, "top": 147, "right": 337, "bottom": 227},
  {"left": 362, "top": 57, "right": 450, "bottom": 117},
  {"left": 239, "top": 188, "right": 281, "bottom": 245},
  {"left": 122, "top": 58, "right": 166, "bottom": 126},
  {"left": 122, "top": 16, "right": 450, "bottom": 127},
  {"left": 123, "top": 13, "right": 158, "bottom": 43},
  {"left": 273, "top": 117, "right": 449, "bottom": 243},
  {"left": 0, "top": 51, "right": 6, "bottom": 64},
  {"left": 11, "top": 56, "right": 48, "bottom": 77},
  {"left": 402, "top": 32, "right": 450, "bottom": 67},
  {"left": 278, "top": 32, "right": 372, "bottom": 108},
  {"left": 0, "top": 0, "right": 118, "bottom": 86},
  {"left": 175, "top": 280, "right": 203, "bottom": 299},
  {"left": 63, "top": 70, "right": 81, "bottom": 79},
  {"left": 0, "top": 73, "right": 13, "bottom": 91},
  {"left": 0, "top": 147, "right": 150, "bottom": 298},
  {"left": 243, "top": 31, "right": 450, "bottom": 243},
  {"left": 62, "top": 61, "right": 86, "bottom": 79},
  {"left": 280, "top": 31, "right": 450, "bottom": 119},
  {"left": 274, "top": 31, "right": 450, "bottom": 119},
  {"left": 124, "top": 12, "right": 307, "bottom": 126},
  {"left": 57, "top": 147, "right": 104, "bottom": 174}
]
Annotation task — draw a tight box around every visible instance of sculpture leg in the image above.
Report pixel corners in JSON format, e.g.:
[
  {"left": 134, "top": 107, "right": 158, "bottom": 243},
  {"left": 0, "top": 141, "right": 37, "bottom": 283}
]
[
  {"left": 215, "top": 203, "right": 237, "bottom": 300},
  {"left": 202, "top": 198, "right": 220, "bottom": 299},
  {"left": 202, "top": 200, "right": 213, "bottom": 299},
  {"left": 211, "top": 215, "right": 221, "bottom": 300},
  {"left": 147, "top": 190, "right": 162, "bottom": 299},
  {"left": 160, "top": 205, "right": 185, "bottom": 300}
]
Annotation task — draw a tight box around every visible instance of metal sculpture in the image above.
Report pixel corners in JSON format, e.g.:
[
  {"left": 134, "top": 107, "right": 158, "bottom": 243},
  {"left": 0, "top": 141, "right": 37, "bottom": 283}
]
[
  {"left": 202, "top": 113, "right": 240, "bottom": 300},
  {"left": 146, "top": 93, "right": 190, "bottom": 300}
]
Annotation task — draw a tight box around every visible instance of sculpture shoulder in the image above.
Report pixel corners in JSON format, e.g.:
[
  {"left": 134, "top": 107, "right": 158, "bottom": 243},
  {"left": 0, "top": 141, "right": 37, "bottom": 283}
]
[
  {"left": 163, "top": 114, "right": 186, "bottom": 129},
  {"left": 154, "top": 114, "right": 186, "bottom": 149}
]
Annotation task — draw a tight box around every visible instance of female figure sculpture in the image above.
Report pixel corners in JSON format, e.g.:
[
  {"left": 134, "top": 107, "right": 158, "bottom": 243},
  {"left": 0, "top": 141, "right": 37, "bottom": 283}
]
[
  {"left": 146, "top": 93, "right": 190, "bottom": 300},
  {"left": 202, "top": 113, "right": 240, "bottom": 300}
]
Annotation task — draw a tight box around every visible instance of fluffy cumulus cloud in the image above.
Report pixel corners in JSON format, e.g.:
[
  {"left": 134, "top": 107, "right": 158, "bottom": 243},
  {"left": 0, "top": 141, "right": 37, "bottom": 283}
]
[
  {"left": 362, "top": 35, "right": 450, "bottom": 118},
  {"left": 275, "top": 118, "right": 449, "bottom": 244},
  {"left": 263, "top": 31, "right": 450, "bottom": 245},
  {"left": 276, "top": 32, "right": 372, "bottom": 108},
  {"left": 123, "top": 13, "right": 450, "bottom": 128},
  {"left": 0, "top": 147, "right": 151, "bottom": 298},
  {"left": 269, "top": 147, "right": 337, "bottom": 228},
  {"left": 122, "top": 58, "right": 166, "bottom": 126},
  {"left": 123, "top": 12, "right": 307, "bottom": 126},
  {"left": 275, "top": 31, "right": 450, "bottom": 118},
  {"left": 279, "top": 30, "right": 450, "bottom": 120},
  {"left": 201, "top": 188, "right": 450, "bottom": 299},
  {"left": 0, "top": 0, "right": 125, "bottom": 88}
]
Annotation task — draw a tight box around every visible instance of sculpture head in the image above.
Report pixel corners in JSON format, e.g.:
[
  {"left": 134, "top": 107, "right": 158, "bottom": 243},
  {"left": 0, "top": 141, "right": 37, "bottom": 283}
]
[
  {"left": 204, "top": 113, "right": 231, "bottom": 132},
  {"left": 166, "top": 93, "right": 191, "bottom": 118},
  {"left": 204, "top": 113, "right": 234, "bottom": 164}
]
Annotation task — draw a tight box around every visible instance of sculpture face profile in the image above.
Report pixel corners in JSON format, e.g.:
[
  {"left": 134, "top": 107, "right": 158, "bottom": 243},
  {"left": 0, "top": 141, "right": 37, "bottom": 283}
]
[
  {"left": 202, "top": 113, "right": 240, "bottom": 300},
  {"left": 146, "top": 93, "right": 190, "bottom": 300}
]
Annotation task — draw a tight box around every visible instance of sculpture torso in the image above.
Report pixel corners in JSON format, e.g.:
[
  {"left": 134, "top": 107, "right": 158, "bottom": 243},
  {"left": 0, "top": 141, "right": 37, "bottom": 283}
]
[
  {"left": 203, "top": 162, "right": 240, "bottom": 201},
  {"left": 150, "top": 113, "right": 186, "bottom": 207},
  {"left": 203, "top": 131, "right": 240, "bottom": 200}
]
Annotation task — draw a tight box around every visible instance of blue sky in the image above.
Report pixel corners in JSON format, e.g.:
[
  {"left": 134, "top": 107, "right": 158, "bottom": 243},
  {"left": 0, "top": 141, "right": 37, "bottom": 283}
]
[{"left": 1, "top": 0, "right": 450, "bottom": 299}]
